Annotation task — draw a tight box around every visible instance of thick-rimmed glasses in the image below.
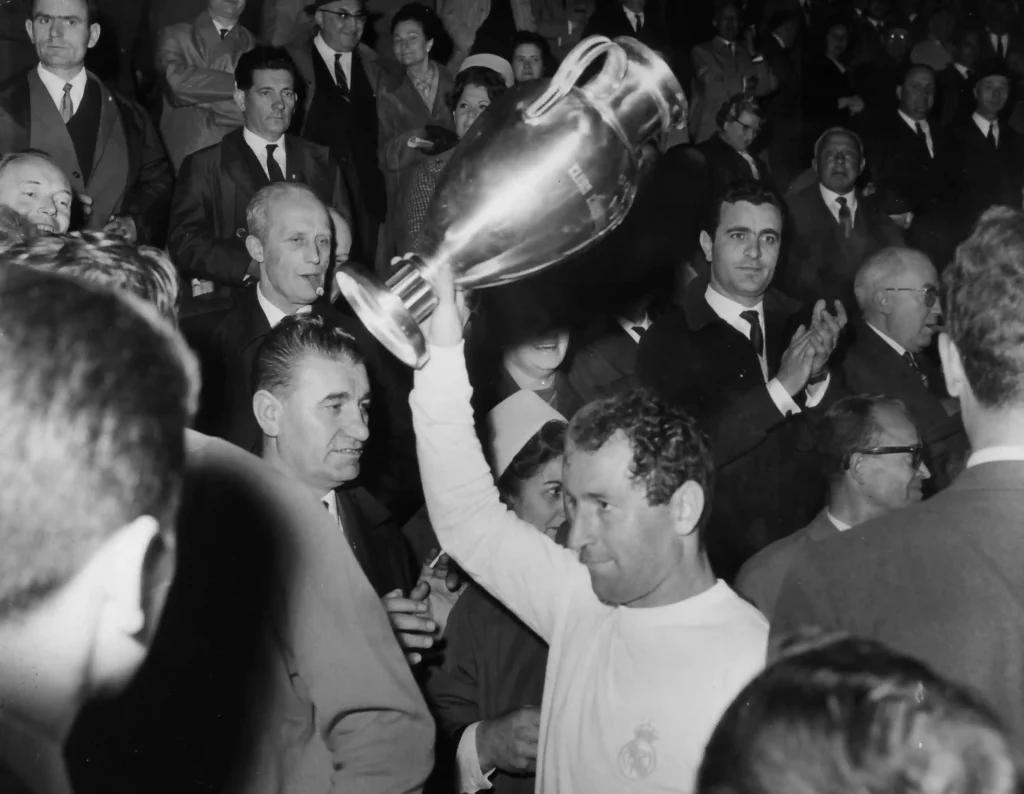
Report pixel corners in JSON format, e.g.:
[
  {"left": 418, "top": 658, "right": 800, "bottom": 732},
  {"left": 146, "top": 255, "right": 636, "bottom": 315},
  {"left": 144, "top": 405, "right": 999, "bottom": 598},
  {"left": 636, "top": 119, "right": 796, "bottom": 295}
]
[
  {"left": 843, "top": 444, "right": 924, "bottom": 470},
  {"left": 321, "top": 9, "right": 367, "bottom": 24},
  {"left": 884, "top": 286, "right": 940, "bottom": 307}
]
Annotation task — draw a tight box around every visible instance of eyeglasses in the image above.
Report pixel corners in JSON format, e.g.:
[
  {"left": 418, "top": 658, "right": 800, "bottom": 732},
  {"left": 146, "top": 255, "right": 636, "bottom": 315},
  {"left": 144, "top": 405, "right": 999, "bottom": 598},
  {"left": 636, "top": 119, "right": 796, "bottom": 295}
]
[
  {"left": 884, "top": 286, "right": 940, "bottom": 307},
  {"left": 843, "top": 444, "right": 925, "bottom": 470},
  {"left": 321, "top": 9, "right": 367, "bottom": 23},
  {"left": 730, "top": 117, "right": 762, "bottom": 136}
]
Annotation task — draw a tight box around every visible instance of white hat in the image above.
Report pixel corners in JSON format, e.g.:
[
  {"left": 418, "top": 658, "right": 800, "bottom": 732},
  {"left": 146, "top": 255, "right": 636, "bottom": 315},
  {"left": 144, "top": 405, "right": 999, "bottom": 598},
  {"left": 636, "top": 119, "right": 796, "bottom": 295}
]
[
  {"left": 459, "top": 53, "right": 515, "bottom": 88},
  {"left": 486, "top": 390, "right": 566, "bottom": 479}
]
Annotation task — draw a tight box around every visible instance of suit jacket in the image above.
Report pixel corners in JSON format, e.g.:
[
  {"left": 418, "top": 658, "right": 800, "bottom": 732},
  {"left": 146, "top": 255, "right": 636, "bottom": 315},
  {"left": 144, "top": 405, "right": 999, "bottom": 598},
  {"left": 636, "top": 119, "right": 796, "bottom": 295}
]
[
  {"left": 167, "top": 127, "right": 352, "bottom": 288},
  {"left": 801, "top": 55, "right": 859, "bottom": 146},
  {"left": 734, "top": 508, "right": 838, "bottom": 620},
  {"left": 581, "top": 2, "right": 681, "bottom": 79},
  {"left": 157, "top": 11, "right": 256, "bottom": 170},
  {"left": 698, "top": 133, "right": 773, "bottom": 200},
  {"left": 0, "top": 67, "right": 173, "bottom": 244},
  {"left": 773, "top": 461, "right": 1024, "bottom": 744},
  {"left": 567, "top": 316, "right": 641, "bottom": 403},
  {"left": 761, "top": 34, "right": 801, "bottom": 120},
  {"left": 866, "top": 111, "right": 956, "bottom": 215},
  {"left": 690, "top": 38, "right": 778, "bottom": 143},
  {"left": 950, "top": 115, "right": 1024, "bottom": 231},
  {"left": 978, "top": 30, "right": 1024, "bottom": 65},
  {"left": 936, "top": 64, "right": 976, "bottom": 129},
  {"left": 839, "top": 321, "right": 968, "bottom": 490},
  {"left": 636, "top": 279, "right": 839, "bottom": 581},
  {"left": 781, "top": 183, "right": 904, "bottom": 313}
]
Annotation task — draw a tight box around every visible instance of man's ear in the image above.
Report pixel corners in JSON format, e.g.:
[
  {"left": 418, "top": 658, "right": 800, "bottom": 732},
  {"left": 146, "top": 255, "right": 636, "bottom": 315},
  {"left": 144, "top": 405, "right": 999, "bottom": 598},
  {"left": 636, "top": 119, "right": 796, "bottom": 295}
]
[
  {"left": 245, "top": 234, "right": 265, "bottom": 264},
  {"left": 253, "top": 389, "right": 282, "bottom": 438},
  {"left": 24, "top": 18, "right": 33, "bottom": 41},
  {"left": 95, "top": 515, "right": 163, "bottom": 642},
  {"left": 938, "top": 331, "right": 967, "bottom": 399},
  {"left": 669, "top": 480, "right": 705, "bottom": 538},
  {"left": 896, "top": 84, "right": 904, "bottom": 102},
  {"left": 88, "top": 22, "right": 101, "bottom": 49},
  {"left": 874, "top": 288, "right": 891, "bottom": 316},
  {"left": 234, "top": 86, "right": 246, "bottom": 114},
  {"left": 699, "top": 230, "right": 714, "bottom": 262}
]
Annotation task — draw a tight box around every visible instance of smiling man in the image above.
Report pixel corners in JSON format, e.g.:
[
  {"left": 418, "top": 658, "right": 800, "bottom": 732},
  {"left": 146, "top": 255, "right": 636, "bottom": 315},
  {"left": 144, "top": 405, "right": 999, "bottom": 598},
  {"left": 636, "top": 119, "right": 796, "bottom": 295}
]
[{"left": 0, "top": 150, "right": 73, "bottom": 233}]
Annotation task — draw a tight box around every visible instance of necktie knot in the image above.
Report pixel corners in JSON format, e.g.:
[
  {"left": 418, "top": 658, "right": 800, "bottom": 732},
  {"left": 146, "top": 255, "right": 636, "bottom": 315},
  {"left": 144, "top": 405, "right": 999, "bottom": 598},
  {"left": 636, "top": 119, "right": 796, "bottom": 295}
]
[
  {"left": 632, "top": 325, "right": 647, "bottom": 338},
  {"left": 219, "top": 28, "right": 229, "bottom": 39},
  {"left": 739, "top": 310, "right": 764, "bottom": 357},
  {"left": 265, "top": 143, "right": 285, "bottom": 182}
]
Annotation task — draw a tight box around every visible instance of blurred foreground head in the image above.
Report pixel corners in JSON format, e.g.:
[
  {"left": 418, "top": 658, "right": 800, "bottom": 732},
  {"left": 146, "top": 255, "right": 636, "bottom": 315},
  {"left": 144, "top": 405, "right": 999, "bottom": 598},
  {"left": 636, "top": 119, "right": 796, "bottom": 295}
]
[{"left": 697, "top": 635, "right": 1019, "bottom": 794}]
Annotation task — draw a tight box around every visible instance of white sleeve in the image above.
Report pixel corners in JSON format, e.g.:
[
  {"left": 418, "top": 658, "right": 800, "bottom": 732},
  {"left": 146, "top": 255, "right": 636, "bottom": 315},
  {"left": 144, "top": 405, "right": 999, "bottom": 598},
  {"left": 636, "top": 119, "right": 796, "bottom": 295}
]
[
  {"left": 804, "top": 373, "right": 831, "bottom": 408},
  {"left": 766, "top": 377, "right": 801, "bottom": 416},
  {"left": 457, "top": 722, "right": 495, "bottom": 793},
  {"left": 410, "top": 342, "right": 584, "bottom": 643}
]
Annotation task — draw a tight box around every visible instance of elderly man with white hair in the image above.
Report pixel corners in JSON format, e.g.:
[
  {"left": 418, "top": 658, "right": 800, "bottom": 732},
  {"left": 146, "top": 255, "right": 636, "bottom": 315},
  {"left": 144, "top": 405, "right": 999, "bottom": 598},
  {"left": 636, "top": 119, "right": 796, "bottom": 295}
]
[{"left": 838, "top": 245, "right": 969, "bottom": 489}]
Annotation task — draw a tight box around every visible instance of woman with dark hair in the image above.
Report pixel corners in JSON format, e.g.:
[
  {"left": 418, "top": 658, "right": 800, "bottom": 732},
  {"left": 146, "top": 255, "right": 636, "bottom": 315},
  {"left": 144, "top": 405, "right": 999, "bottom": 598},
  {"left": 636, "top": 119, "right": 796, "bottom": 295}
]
[
  {"left": 377, "top": 2, "right": 456, "bottom": 270},
  {"left": 699, "top": 93, "right": 773, "bottom": 200},
  {"left": 427, "top": 391, "right": 568, "bottom": 794},
  {"left": 397, "top": 61, "right": 511, "bottom": 253},
  {"left": 802, "top": 17, "right": 865, "bottom": 151},
  {"left": 511, "top": 29, "right": 558, "bottom": 83}
]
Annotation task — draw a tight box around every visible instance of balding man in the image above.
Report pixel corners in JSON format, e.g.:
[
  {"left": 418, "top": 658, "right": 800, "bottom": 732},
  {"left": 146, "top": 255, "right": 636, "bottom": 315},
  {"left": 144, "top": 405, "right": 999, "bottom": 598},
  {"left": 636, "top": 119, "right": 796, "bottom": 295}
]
[
  {"left": 736, "top": 395, "right": 929, "bottom": 619},
  {"left": 838, "top": 246, "right": 968, "bottom": 489},
  {"left": 204, "top": 181, "right": 419, "bottom": 518},
  {"left": 0, "top": 150, "right": 72, "bottom": 233}
]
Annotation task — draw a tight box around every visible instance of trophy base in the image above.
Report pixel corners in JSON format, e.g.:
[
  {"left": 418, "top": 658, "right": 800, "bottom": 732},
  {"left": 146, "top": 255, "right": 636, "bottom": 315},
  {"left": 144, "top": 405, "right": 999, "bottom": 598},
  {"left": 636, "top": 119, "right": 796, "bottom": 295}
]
[{"left": 334, "top": 262, "right": 436, "bottom": 369}]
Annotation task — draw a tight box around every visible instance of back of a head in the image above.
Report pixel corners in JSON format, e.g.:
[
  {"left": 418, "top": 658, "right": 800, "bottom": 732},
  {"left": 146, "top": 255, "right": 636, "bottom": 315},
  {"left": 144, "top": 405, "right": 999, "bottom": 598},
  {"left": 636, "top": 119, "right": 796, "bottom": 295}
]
[
  {"left": 945, "top": 207, "right": 1024, "bottom": 410},
  {"left": 697, "top": 636, "right": 1019, "bottom": 794},
  {"left": 0, "top": 264, "right": 198, "bottom": 618}
]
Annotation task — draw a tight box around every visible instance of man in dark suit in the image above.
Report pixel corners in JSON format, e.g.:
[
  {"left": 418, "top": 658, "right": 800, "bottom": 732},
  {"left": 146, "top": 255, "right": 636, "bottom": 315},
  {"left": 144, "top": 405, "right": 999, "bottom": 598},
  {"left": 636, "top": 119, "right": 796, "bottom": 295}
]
[
  {"left": 843, "top": 246, "right": 968, "bottom": 488},
  {"left": 0, "top": 0, "right": 173, "bottom": 244},
  {"left": 773, "top": 205, "right": 1024, "bottom": 743},
  {"left": 950, "top": 66, "right": 1023, "bottom": 238},
  {"left": 866, "top": 63, "right": 957, "bottom": 267},
  {"left": 567, "top": 295, "right": 656, "bottom": 403},
  {"left": 782, "top": 126, "right": 903, "bottom": 313},
  {"left": 167, "top": 45, "right": 352, "bottom": 307},
  {"left": 582, "top": 0, "right": 681, "bottom": 81},
  {"left": 637, "top": 180, "right": 848, "bottom": 581},
  {"left": 761, "top": 10, "right": 803, "bottom": 192},
  {"left": 286, "top": 0, "right": 395, "bottom": 263},
  {"left": 698, "top": 93, "right": 773, "bottom": 199},
  {"left": 735, "top": 394, "right": 929, "bottom": 618},
  {"left": 936, "top": 28, "right": 981, "bottom": 128},
  {"left": 979, "top": 0, "right": 1022, "bottom": 65}
]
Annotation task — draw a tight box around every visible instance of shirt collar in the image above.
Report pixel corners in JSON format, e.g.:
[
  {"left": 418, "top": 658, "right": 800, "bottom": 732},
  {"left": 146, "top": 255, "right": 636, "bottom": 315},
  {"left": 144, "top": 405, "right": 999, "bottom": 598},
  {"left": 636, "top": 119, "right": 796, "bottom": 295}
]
[
  {"left": 866, "top": 320, "right": 909, "bottom": 357},
  {"left": 716, "top": 36, "right": 737, "bottom": 49},
  {"left": 243, "top": 125, "right": 286, "bottom": 157},
  {"left": 898, "top": 109, "right": 928, "bottom": 133},
  {"left": 967, "top": 446, "right": 1024, "bottom": 468},
  {"left": 705, "top": 284, "right": 764, "bottom": 330},
  {"left": 953, "top": 62, "right": 970, "bottom": 78},
  {"left": 37, "top": 63, "right": 87, "bottom": 93},
  {"left": 256, "top": 281, "right": 314, "bottom": 328},
  {"left": 212, "top": 20, "right": 234, "bottom": 35},
  {"left": 825, "top": 510, "right": 852, "bottom": 531},
  {"left": 618, "top": 313, "right": 651, "bottom": 342},
  {"left": 973, "top": 112, "right": 997, "bottom": 135},
  {"left": 773, "top": 32, "right": 787, "bottom": 49},
  {"left": 819, "top": 183, "right": 857, "bottom": 214}
]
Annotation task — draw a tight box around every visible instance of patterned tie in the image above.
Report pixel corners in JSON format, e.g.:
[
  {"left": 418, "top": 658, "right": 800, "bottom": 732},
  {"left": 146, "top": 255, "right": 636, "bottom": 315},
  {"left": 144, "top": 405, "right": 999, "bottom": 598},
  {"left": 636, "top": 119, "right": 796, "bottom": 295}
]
[
  {"left": 265, "top": 144, "right": 285, "bottom": 183},
  {"left": 59, "top": 82, "right": 73, "bottom": 123},
  {"left": 903, "top": 351, "right": 930, "bottom": 388},
  {"left": 334, "top": 53, "right": 350, "bottom": 96},
  {"left": 740, "top": 310, "right": 764, "bottom": 357},
  {"left": 219, "top": 28, "right": 229, "bottom": 39},
  {"left": 836, "top": 196, "right": 853, "bottom": 238}
]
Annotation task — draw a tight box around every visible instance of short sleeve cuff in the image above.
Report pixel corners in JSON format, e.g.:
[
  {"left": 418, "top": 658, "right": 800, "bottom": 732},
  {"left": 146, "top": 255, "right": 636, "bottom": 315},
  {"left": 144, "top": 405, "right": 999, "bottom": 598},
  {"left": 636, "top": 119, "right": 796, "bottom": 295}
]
[{"left": 457, "top": 722, "right": 495, "bottom": 794}]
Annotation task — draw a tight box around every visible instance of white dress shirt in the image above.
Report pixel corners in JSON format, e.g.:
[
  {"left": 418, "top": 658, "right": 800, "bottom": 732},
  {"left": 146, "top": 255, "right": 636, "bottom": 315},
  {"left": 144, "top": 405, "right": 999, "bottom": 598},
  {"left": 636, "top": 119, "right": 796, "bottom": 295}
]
[
  {"left": 618, "top": 314, "right": 651, "bottom": 344},
  {"left": 973, "top": 112, "right": 999, "bottom": 145},
  {"left": 827, "top": 55, "right": 847, "bottom": 74},
  {"left": 898, "top": 109, "right": 934, "bottom": 158},
  {"left": 256, "top": 281, "right": 313, "bottom": 328},
  {"left": 243, "top": 126, "right": 287, "bottom": 180},
  {"left": 36, "top": 63, "right": 87, "bottom": 116},
  {"left": 967, "top": 446, "right": 1024, "bottom": 468},
  {"left": 456, "top": 723, "right": 495, "bottom": 792},
  {"left": 212, "top": 20, "right": 234, "bottom": 37},
  {"left": 866, "top": 321, "right": 908, "bottom": 357},
  {"left": 953, "top": 62, "right": 970, "bottom": 79},
  {"left": 314, "top": 33, "right": 352, "bottom": 86},
  {"left": 825, "top": 510, "right": 852, "bottom": 531},
  {"left": 820, "top": 183, "right": 858, "bottom": 226},
  {"left": 990, "top": 31, "right": 1010, "bottom": 58},
  {"left": 738, "top": 150, "right": 761, "bottom": 179},
  {"left": 623, "top": 7, "right": 644, "bottom": 32}
]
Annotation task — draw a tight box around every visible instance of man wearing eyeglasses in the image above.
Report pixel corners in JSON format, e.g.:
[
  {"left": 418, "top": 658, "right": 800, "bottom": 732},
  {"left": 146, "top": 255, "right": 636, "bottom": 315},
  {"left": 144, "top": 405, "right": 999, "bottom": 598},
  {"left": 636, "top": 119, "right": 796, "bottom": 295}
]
[
  {"left": 284, "top": 0, "right": 396, "bottom": 263},
  {"left": 839, "top": 246, "right": 968, "bottom": 490},
  {"left": 736, "top": 394, "right": 929, "bottom": 619}
]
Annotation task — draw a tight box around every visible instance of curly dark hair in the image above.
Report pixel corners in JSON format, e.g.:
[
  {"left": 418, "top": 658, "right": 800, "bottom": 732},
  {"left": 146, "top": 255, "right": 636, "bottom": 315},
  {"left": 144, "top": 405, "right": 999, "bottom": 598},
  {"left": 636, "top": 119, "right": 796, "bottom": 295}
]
[
  {"left": 446, "top": 66, "right": 508, "bottom": 114},
  {"left": 945, "top": 207, "right": 1024, "bottom": 408},
  {"left": 567, "top": 389, "right": 714, "bottom": 533},
  {"left": 496, "top": 419, "right": 567, "bottom": 503}
]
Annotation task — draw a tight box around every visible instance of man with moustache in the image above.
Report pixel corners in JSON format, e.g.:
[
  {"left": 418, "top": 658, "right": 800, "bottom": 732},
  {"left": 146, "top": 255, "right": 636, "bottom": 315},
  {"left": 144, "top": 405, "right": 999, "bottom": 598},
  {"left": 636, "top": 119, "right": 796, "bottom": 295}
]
[
  {"left": 0, "top": 150, "right": 73, "bottom": 233},
  {"left": 782, "top": 127, "right": 903, "bottom": 315},
  {"left": 637, "top": 180, "right": 848, "bottom": 581}
]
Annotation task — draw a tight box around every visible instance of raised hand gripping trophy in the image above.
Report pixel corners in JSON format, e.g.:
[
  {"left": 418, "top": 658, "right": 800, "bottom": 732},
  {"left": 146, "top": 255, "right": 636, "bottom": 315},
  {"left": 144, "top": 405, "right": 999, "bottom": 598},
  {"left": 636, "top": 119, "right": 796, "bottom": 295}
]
[{"left": 335, "top": 35, "right": 687, "bottom": 368}]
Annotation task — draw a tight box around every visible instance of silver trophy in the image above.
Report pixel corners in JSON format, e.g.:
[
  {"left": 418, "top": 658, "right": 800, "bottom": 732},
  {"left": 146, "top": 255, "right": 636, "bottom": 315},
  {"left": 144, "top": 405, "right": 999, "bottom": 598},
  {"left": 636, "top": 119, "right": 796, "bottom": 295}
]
[{"left": 335, "top": 35, "right": 687, "bottom": 368}]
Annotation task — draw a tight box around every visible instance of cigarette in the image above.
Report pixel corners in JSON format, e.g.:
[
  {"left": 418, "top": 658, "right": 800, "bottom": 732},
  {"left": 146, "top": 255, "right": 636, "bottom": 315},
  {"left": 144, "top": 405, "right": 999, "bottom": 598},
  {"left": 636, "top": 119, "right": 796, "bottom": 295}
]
[
  {"left": 428, "top": 551, "right": 445, "bottom": 569},
  {"left": 315, "top": 286, "right": 325, "bottom": 297}
]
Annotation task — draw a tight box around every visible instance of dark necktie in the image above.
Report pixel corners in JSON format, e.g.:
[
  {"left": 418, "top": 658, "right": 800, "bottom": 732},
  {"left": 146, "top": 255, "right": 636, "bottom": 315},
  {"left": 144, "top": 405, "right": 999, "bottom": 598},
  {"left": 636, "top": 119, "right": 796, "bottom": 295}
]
[
  {"left": 265, "top": 143, "right": 285, "bottom": 183},
  {"left": 632, "top": 325, "right": 646, "bottom": 338},
  {"left": 334, "top": 53, "right": 350, "bottom": 96},
  {"left": 915, "top": 122, "right": 932, "bottom": 158},
  {"left": 999, "top": 35, "right": 1006, "bottom": 59},
  {"left": 219, "top": 28, "right": 229, "bottom": 39},
  {"left": 836, "top": 196, "right": 853, "bottom": 238},
  {"left": 635, "top": 12, "right": 644, "bottom": 32},
  {"left": 988, "top": 121, "right": 999, "bottom": 149},
  {"left": 903, "top": 351, "right": 929, "bottom": 388},
  {"left": 739, "top": 310, "right": 764, "bottom": 357}
]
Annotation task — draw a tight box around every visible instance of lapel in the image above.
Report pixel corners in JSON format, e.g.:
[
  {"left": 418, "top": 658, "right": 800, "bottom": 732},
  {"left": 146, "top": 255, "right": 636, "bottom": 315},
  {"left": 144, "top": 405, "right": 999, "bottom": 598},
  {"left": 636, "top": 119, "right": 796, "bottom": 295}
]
[
  {"left": 597, "top": 317, "right": 639, "bottom": 376},
  {"left": 221, "top": 127, "right": 269, "bottom": 197},
  {"left": 855, "top": 321, "right": 928, "bottom": 389},
  {"left": 350, "top": 47, "right": 374, "bottom": 99},
  {"left": 762, "top": 289, "right": 794, "bottom": 373},
  {"left": 713, "top": 37, "right": 739, "bottom": 69},
  {"left": 682, "top": 279, "right": 766, "bottom": 377},
  {"left": 284, "top": 134, "right": 314, "bottom": 182},
  {"left": 0, "top": 70, "right": 32, "bottom": 152},
  {"left": 92, "top": 75, "right": 118, "bottom": 172},
  {"left": 237, "top": 286, "right": 273, "bottom": 365}
]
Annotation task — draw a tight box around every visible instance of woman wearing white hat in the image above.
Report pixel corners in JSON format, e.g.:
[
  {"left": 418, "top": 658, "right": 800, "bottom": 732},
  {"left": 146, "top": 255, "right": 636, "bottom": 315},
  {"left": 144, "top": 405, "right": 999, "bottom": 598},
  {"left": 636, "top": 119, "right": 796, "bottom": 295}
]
[{"left": 426, "top": 390, "right": 567, "bottom": 794}]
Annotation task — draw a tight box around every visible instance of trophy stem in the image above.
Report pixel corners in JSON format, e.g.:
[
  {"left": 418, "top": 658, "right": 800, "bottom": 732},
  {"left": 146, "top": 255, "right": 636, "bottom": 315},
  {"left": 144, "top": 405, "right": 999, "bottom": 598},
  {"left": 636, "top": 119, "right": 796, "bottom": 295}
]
[{"left": 385, "top": 256, "right": 440, "bottom": 324}]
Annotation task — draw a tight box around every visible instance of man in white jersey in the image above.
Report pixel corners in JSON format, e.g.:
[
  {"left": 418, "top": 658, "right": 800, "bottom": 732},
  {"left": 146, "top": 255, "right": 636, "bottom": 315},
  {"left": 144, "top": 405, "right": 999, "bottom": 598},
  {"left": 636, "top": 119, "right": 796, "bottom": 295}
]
[{"left": 411, "top": 265, "right": 768, "bottom": 793}]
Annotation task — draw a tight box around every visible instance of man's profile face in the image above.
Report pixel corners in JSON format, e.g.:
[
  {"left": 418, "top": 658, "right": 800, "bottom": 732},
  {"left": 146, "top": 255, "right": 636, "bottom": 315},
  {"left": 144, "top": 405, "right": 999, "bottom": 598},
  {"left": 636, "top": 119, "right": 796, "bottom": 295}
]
[
  {"left": 880, "top": 254, "right": 941, "bottom": 353},
  {"left": 721, "top": 109, "right": 761, "bottom": 153},
  {"left": 317, "top": 0, "right": 366, "bottom": 53},
  {"left": 237, "top": 68, "right": 297, "bottom": 140},
  {"left": 714, "top": 4, "right": 740, "bottom": 42},
  {"left": 898, "top": 68, "right": 935, "bottom": 120},
  {"left": 702, "top": 200, "right": 782, "bottom": 306},
  {"left": 27, "top": 0, "right": 100, "bottom": 72},
  {"left": 816, "top": 132, "right": 863, "bottom": 195},
  {"left": 0, "top": 156, "right": 73, "bottom": 233},
  {"left": 975, "top": 75, "right": 1010, "bottom": 119},
  {"left": 259, "top": 192, "right": 332, "bottom": 308},
  {"left": 855, "top": 404, "right": 929, "bottom": 510},
  {"left": 276, "top": 353, "right": 371, "bottom": 491},
  {"left": 208, "top": 0, "right": 246, "bottom": 23},
  {"left": 564, "top": 434, "right": 682, "bottom": 607}
]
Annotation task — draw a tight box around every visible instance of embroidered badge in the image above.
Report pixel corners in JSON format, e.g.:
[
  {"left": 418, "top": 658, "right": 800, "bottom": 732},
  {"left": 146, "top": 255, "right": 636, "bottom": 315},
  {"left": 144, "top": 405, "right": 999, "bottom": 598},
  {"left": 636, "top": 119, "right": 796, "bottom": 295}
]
[{"left": 617, "top": 721, "right": 659, "bottom": 780}]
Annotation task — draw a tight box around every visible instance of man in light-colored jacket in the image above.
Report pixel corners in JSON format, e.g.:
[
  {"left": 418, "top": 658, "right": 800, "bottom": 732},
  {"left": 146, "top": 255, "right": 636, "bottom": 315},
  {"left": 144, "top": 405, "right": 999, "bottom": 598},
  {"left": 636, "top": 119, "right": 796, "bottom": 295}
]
[
  {"left": 157, "top": 0, "right": 256, "bottom": 170},
  {"left": 437, "top": 0, "right": 535, "bottom": 70}
]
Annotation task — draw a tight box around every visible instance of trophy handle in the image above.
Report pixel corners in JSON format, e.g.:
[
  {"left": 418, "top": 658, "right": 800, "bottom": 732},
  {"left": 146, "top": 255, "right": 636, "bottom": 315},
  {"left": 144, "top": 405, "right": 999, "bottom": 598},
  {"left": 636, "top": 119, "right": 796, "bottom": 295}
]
[{"left": 525, "top": 36, "right": 628, "bottom": 121}]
